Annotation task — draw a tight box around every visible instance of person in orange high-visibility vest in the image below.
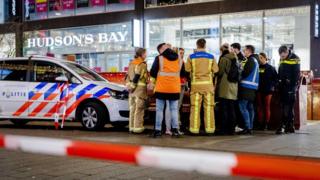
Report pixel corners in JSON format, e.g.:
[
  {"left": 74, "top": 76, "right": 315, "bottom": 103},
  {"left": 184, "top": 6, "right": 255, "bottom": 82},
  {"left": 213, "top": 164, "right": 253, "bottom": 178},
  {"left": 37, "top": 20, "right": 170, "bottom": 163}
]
[
  {"left": 125, "top": 48, "right": 148, "bottom": 134},
  {"left": 149, "top": 43, "right": 186, "bottom": 138},
  {"left": 185, "top": 39, "right": 219, "bottom": 135}
]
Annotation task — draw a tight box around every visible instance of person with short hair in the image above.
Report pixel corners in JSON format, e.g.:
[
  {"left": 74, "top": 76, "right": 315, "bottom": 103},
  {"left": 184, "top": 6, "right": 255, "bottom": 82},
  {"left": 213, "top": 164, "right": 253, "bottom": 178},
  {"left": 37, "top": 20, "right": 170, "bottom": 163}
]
[
  {"left": 150, "top": 43, "right": 186, "bottom": 138},
  {"left": 238, "top": 45, "right": 260, "bottom": 135},
  {"left": 276, "top": 46, "right": 300, "bottom": 134},
  {"left": 216, "top": 43, "right": 239, "bottom": 135},
  {"left": 231, "top": 43, "right": 246, "bottom": 63},
  {"left": 257, "top": 52, "right": 278, "bottom": 130},
  {"left": 185, "top": 38, "right": 219, "bottom": 135},
  {"left": 126, "top": 48, "right": 148, "bottom": 134}
]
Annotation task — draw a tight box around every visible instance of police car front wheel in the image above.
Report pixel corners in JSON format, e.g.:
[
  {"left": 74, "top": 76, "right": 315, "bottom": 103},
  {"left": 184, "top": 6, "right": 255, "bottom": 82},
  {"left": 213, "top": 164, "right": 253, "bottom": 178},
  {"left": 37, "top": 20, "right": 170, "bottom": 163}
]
[{"left": 80, "top": 102, "right": 106, "bottom": 130}]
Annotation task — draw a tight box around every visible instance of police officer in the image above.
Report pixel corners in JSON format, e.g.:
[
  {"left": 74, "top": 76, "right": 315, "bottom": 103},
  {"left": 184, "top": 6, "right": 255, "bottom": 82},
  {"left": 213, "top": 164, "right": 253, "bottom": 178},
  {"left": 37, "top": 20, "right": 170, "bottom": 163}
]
[
  {"left": 126, "top": 48, "right": 148, "bottom": 134},
  {"left": 185, "top": 38, "right": 219, "bottom": 135},
  {"left": 276, "top": 46, "right": 300, "bottom": 134}
]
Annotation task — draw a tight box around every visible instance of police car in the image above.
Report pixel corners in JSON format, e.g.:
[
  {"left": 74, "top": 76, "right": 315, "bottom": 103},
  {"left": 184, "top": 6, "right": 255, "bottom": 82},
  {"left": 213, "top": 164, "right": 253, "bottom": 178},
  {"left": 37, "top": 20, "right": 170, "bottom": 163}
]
[{"left": 0, "top": 56, "right": 129, "bottom": 130}]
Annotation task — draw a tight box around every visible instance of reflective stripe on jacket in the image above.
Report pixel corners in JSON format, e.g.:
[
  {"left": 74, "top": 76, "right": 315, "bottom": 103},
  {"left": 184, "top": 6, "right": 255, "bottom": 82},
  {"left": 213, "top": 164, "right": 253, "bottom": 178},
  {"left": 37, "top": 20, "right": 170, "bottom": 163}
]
[
  {"left": 240, "top": 57, "right": 259, "bottom": 90},
  {"left": 155, "top": 56, "right": 182, "bottom": 94},
  {"left": 185, "top": 50, "right": 219, "bottom": 93}
]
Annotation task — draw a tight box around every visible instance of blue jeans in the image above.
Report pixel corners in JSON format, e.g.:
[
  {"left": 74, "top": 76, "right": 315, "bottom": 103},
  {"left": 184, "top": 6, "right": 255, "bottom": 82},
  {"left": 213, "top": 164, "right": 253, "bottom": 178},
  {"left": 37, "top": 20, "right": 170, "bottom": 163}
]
[
  {"left": 239, "top": 100, "right": 255, "bottom": 130},
  {"left": 155, "top": 99, "right": 179, "bottom": 131}
]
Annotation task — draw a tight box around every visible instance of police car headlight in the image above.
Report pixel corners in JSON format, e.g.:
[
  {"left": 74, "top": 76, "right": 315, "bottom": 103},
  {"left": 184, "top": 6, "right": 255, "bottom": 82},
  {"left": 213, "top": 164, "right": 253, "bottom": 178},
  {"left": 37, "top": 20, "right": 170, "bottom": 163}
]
[{"left": 109, "top": 90, "right": 128, "bottom": 100}]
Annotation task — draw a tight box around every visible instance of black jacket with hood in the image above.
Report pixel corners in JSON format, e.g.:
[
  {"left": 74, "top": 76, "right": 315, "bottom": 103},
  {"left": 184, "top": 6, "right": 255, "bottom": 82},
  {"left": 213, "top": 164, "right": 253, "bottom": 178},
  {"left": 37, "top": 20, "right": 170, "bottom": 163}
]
[{"left": 150, "top": 48, "right": 186, "bottom": 100}]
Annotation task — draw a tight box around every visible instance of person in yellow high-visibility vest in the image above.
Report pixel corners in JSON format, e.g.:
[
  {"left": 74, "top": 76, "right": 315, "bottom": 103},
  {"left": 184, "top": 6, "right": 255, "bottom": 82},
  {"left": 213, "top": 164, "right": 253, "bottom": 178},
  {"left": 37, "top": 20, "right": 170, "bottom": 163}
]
[
  {"left": 185, "top": 39, "right": 219, "bottom": 135},
  {"left": 125, "top": 48, "right": 148, "bottom": 134}
]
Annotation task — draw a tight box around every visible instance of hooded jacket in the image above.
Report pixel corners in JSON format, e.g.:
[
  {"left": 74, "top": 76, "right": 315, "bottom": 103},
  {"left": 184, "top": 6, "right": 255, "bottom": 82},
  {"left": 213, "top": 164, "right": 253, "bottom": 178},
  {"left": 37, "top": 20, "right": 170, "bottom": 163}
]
[
  {"left": 150, "top": 48, "right": 186, "bottom": 100},
  {"left": 217, "top": 51, "right": 238, "bottom": 100}
]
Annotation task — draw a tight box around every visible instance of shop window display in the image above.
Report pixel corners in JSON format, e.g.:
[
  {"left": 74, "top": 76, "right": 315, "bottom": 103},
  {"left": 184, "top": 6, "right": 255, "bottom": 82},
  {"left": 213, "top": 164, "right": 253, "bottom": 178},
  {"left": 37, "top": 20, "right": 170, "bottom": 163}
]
[
  {"left": 182, "top": 15, "right": 220, "bottom": 59},
  {"left": 48, "top": 0, "right": 75, "bottom": 18},
  {"left": 76, "top": 0, "right": 105, "bottom": 15},
  {"left": 106, "top": 0, "right": 135, "bottom": 13},
  {"left": 25, "top": 0, "right": 135, "bottom": 21},
  {"left": 145, "top": 6, "right": 310, "bottom": 71},
  {"left": 145, "top": 0, "right": 220, "bottom": 8},
  {"left": 221, "top": 11, "right": 263, "bottom": 53},
  {"left": 264, "top": 7, "right": 310, "bottom": 70},
  {"left": 145, "top": 18, "right": 180, "bottom": 67},
  {"left": 23, "top": 23, "right": 134, "bottom": 73},
  {"left": 25, "top": 0, "right": 37, "bottom": 20}
]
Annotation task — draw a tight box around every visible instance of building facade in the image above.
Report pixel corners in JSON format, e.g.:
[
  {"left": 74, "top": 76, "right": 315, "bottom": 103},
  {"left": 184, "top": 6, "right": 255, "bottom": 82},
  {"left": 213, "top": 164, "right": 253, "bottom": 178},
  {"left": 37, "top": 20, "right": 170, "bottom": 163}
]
[{"left": 0, "top": 0, "right": 320, "bottom": 76}]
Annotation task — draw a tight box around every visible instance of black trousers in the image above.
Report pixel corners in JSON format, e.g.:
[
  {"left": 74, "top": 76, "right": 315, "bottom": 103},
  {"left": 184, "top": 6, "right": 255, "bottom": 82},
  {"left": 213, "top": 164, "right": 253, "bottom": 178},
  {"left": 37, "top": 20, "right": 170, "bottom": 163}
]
[
  {"left": 219, "top": 98, "right": 236, "bottom": 134},
  {"left": 280, "top": 91, "right": 296, "bottom": 129}
]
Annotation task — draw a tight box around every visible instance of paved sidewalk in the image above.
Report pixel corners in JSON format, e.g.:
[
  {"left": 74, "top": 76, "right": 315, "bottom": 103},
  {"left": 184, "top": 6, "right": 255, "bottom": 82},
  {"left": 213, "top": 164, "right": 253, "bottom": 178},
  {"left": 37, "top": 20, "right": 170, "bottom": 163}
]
[{"left": 0, "top": 149, "right": 243, "bottom": 180}]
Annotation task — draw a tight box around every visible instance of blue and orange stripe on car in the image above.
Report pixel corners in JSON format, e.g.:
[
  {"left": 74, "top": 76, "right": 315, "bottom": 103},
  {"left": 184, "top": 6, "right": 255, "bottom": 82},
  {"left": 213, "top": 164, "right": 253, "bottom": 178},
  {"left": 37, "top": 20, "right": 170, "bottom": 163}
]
[
  {"left": 28, "top": 83, "right": 59, "bottom": 117},
  {"left": 13, "top": 82, "right": 48, "bottom": 117},
  {"left": 44, "top": 83, "right": 79, "bottom": 118},
  {"left": 64, "top": 84, "right": 97, "bottom": 118}
]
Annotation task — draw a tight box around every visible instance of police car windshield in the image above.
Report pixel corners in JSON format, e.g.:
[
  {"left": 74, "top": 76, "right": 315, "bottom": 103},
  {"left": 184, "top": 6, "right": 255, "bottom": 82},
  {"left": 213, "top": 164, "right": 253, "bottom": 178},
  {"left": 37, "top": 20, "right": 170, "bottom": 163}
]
[{"left": 63, "top": 62, "right": 105, "bottom": 82}]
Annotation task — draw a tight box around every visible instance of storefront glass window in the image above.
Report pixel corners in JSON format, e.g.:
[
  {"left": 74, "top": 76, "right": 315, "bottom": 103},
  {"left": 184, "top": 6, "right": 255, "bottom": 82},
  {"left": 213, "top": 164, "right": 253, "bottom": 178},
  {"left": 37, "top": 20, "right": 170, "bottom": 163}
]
[
  {"left": 25, "top": 0, "right": 37, "bottom": 20},
  {"left": 25, "top": 0, "right": 135, "bottom": 20},
  {"left": 76, "top": 0, "right": 105, "bottom": 15},
  {"left": 145, "top": 18, "right": 180, "bottom": 67},
  {"left": 264, "top": 7, "right": 310, "bottom": 70},
  {"left": 106, "top": 0, "right": 135, "bottom": 12},
  {"left": 221, "top": 11, "right": 263, "bottom": 53},
  {"left": 0, "top": 34, "right": 16, "bottom": 58},
  {"left": 182, "top": 15, "right": 220, "bottom": 59},
  {"left": 48, "top": 0, "right": 75, "bottom": 18},
  {"left": 0, "top": 1, "right": 5, "bottom": 23},
  {"left": 23, "top": 22, "right": 134, "bottom": 72},
  {"left": 145, "top": 0, "right": 220, "bottom": 8}
]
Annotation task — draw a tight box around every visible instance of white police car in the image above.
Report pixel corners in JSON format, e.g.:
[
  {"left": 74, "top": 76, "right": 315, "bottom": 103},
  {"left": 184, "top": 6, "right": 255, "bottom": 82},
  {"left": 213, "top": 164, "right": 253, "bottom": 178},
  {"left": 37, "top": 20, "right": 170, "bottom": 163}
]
[{"left": 0, "top": 56, "right": 129, "bottom": 130}]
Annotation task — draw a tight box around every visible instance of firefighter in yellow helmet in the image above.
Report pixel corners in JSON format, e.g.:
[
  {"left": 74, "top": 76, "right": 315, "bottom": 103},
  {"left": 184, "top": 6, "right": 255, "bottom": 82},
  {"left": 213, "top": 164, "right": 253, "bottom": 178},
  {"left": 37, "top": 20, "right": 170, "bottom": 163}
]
[
  {"left": 185, "top": 39, "right": 219, "bottom": 135},
  {"left": 125, "top": 48, "right": 148, "bottom": 134}
]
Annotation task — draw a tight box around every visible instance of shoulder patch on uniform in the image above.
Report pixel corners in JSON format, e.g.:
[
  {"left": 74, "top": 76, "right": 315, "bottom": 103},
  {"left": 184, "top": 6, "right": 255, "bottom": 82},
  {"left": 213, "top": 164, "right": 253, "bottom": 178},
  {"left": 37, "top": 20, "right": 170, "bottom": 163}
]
[{"left": 190, "top": 52, "right": 214, "bottom": 60}]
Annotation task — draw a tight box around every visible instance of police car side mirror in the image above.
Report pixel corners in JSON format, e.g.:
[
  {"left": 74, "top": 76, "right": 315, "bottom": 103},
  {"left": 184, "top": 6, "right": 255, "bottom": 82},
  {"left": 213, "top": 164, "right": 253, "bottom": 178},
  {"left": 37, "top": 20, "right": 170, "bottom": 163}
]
[{"left": 55, "top": 75, "right": 68, "bottom": 82}]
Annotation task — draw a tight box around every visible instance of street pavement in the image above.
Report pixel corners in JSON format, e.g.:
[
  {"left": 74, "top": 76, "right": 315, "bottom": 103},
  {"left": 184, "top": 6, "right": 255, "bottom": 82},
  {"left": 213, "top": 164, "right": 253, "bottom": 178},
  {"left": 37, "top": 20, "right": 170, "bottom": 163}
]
[{"left": 1, "top": 120, "right": 320, "bottom": 179}]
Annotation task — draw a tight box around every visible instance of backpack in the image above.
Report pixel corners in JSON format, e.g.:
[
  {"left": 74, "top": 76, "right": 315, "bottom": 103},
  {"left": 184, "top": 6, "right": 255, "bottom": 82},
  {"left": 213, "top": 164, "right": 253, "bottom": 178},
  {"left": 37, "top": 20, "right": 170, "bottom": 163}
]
[{"left": 227, "top": 58, "right": 241, "bottom": 83}]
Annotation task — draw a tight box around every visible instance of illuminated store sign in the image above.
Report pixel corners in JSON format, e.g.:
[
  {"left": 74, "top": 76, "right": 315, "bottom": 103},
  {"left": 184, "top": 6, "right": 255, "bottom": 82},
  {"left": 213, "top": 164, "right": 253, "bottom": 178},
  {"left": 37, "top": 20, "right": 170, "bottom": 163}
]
[{"left": 27, "top": 31, "right": 129, "bottom": 48}]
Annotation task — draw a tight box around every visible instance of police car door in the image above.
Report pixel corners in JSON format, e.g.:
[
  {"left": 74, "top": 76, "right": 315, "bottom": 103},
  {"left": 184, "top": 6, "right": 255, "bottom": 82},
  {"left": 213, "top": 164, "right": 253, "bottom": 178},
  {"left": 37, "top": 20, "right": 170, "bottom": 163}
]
[
  {"left": 0, "top": 60, "right": 30, "bottom": 118},
  {"left": 28, "top": 61, "right": 68, "bottom": 119}
]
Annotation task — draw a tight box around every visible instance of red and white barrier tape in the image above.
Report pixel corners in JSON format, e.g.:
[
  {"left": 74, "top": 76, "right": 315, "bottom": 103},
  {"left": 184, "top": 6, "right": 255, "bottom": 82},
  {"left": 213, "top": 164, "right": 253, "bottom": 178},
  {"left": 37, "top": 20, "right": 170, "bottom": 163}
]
[{"left": 0, "top": 134, "right": 320, "bottom": 180}]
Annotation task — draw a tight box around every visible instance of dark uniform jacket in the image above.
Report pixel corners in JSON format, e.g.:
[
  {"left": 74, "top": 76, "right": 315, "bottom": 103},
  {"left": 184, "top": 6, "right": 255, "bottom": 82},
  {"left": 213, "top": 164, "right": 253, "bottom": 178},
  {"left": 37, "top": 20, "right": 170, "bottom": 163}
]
[
  {"left": 258, "top": 63, "right": 278, "bottom": 94},
  {"left": 238, "top": 54, "right": 258, "bottom": 102},
  {"left": 278, "top": 52, "right": 300, "bottom": 92}
]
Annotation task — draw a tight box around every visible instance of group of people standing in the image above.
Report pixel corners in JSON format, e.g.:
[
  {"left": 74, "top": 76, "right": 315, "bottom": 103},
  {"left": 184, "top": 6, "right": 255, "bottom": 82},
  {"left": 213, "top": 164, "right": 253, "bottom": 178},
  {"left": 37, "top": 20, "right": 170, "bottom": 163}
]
[{"left": 126, "top": 38, "right": 301, "bottom": 138}]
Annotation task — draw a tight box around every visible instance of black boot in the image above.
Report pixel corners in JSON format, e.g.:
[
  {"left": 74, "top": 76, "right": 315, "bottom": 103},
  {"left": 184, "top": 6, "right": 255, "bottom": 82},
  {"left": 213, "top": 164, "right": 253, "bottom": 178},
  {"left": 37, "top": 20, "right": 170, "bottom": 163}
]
[
  {"left": 238, "top": 129, "right": 252, "bottom": 135},
  {"left": 285, "top": 126, "right": 295, "bottom": 134},
  {"left": 153, "top": 130, "right": 162, "bottom": 138},
  {"left": 275, "top": 127, "right": 285, "bottom": 135},
  {"left": 171, "top": 128, "right": 181, "bottom": 138}
]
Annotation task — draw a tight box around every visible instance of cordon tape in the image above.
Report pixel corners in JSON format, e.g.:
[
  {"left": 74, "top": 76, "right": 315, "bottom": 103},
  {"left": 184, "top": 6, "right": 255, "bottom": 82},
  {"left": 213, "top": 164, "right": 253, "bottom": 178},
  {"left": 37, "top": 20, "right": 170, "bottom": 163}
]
[{"left": 0, "top": 133, "right": 320, "bottom": 180}]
